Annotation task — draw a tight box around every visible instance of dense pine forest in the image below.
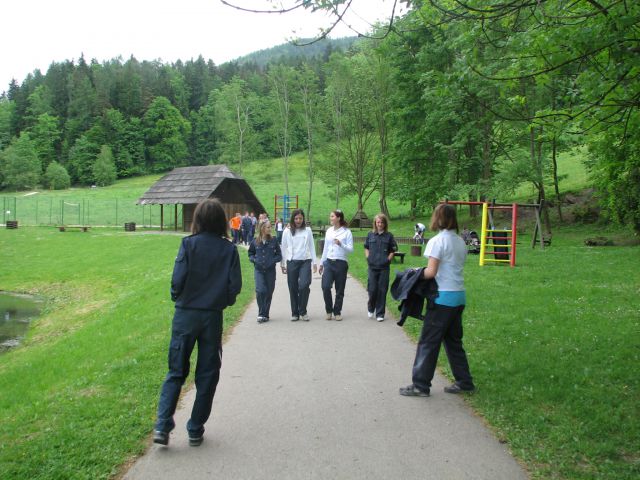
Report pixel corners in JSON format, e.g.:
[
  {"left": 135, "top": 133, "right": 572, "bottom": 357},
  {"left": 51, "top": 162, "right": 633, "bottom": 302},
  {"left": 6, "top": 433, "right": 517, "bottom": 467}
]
[{"left": 1, "top": 1, "right": 638, "bottom": 232}]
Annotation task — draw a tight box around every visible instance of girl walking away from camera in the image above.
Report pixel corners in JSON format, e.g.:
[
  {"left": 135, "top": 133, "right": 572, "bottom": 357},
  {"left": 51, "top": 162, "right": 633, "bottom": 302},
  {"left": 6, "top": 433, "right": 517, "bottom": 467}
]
[
  {"left": 319, "top": 210, "right": 354, "bottom": 321},
  {"left": 280, "top": 209, "right": 318, "bottom": 321},
  {"left": 153, "top": 199, "right": 242, "bottom": 447},
  {"left": 400, "top": 203, "right": 475, "bottom": 398},
  {"left": 364, "top": 213, "right": 398, "bottom": 322},
  {"left": 249, "top": 220, "right": 282, "bottom": 323}
]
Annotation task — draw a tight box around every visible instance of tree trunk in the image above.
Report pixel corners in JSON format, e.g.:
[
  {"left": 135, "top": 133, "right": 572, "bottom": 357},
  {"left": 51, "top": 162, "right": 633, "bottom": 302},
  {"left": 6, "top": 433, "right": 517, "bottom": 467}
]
[{"left": 551, "top": 135, "right": 563, "bottom": 222}]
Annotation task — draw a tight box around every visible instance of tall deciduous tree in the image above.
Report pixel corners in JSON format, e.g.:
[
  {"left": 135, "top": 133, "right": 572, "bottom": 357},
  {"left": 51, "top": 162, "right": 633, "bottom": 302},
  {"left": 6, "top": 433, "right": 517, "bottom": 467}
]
[
  {"left": 93, "top": 145, "right": 117, "bottom": 186},
  {"left": 297, "top": 64, "right": 323, "bottom": 222},
  {"left": 213, "top": 77, "right": 256, "bottom": 174},
  {"left": 143, "top": 96, "right": 191, "bottom": 172},
  {"left": 28, "top": 113, "right": 61, "bottom": 171},
  {"left": 0, "top": 132, "right": 41, "bottom": 190},
  {"left": 44, "top": 161, "right": 71, "bottom": 190},
  {"left": 267, "top": 64, "right": 298, "bottom": 195}
]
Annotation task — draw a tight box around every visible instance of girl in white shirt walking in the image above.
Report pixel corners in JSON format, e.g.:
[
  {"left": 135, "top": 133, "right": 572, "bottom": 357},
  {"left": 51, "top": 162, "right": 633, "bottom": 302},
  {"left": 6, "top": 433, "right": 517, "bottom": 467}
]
[
  {"left": 319, "top": 210, "right": 354, "bottom": 321},
  {"left": 280, "top": 209, "right": 318, "bottom": 321}
]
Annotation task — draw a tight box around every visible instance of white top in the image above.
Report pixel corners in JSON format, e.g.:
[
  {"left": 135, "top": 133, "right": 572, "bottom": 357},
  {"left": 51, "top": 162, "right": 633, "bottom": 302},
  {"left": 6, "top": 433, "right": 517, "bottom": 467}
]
[
  {"left": 320, "top": 226, "right": 354, "bottom": 263},
  {"left": 280, "top": 227, "right": 317, "bottom": 266},
  {"left": 276, "top": 221, "right": 284, "bottom": 232},
  {"left": 423, "top": 229, "right": 466, "bottom": 291}
]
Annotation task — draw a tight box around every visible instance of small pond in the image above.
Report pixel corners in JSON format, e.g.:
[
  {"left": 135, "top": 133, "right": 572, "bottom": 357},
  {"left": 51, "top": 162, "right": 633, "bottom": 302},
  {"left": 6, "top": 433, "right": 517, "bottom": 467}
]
[{"left": 0, "top": 292, "right": 42, "bottom": 353}]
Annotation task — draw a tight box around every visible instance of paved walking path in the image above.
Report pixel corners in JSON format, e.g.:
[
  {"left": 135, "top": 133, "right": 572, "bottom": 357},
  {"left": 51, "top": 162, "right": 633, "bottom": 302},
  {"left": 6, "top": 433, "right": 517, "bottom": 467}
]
[{"left": 125, "top": 268, "right": 528, "bottom": 480}]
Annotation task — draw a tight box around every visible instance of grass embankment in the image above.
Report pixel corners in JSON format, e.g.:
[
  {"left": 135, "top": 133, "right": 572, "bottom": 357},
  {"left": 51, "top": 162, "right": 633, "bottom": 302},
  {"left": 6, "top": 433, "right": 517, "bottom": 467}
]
[
  {"left": 348, "top": 224, "right": 639, "bottom": 480},
  {"left": 0, "top": 227, "right": 255, "bottom": 479}
]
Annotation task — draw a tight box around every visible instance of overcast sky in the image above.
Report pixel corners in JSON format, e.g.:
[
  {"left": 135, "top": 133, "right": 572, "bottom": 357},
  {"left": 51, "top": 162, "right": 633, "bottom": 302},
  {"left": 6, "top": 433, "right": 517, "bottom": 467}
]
[{"left": 1, "top": 0, "right": 404, "bottom": 93}]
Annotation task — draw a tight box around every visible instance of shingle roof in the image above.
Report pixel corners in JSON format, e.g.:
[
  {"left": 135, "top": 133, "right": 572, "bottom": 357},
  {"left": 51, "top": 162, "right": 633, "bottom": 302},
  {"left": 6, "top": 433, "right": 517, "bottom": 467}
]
[{"left": 137, "top": 165, "right": 243, "bottom": 205}]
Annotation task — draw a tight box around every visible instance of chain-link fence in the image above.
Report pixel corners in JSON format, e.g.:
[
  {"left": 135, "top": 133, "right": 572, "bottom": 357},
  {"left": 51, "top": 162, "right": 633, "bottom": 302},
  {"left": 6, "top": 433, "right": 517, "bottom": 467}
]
[{"left": 1, "top": 197, "right": 182, "bottom": 229}]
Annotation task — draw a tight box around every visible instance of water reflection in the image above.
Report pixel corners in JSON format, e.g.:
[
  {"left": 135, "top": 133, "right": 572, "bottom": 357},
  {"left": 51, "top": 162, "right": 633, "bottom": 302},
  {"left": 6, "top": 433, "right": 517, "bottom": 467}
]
[{"left": 0, "top": 292, "right": 42, "bottom": 353}]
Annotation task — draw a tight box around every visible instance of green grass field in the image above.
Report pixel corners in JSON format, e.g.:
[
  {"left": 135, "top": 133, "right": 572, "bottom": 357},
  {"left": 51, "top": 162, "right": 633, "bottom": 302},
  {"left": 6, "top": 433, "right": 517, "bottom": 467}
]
[
  {"left": 0, "top": 228, "right": 256, "bottom": 479},
  {"left": 1, "top": 152, "right": 639, "bottom": 479}
]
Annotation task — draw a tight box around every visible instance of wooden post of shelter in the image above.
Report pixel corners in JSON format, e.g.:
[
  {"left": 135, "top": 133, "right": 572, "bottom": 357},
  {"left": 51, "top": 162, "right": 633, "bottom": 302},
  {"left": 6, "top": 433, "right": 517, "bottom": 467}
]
[{"left": 160, "top": 204, "right": 164, "bottom": 231}]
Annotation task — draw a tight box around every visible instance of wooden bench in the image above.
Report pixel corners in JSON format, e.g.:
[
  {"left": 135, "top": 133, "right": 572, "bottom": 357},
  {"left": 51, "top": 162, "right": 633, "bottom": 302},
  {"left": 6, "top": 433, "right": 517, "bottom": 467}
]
[
  {"left": 393, "top": 252, "right": 406, "bottom": 263},
  {"left": 6, "top": 220, "right": 18, "bottom": 229},
  {"left": 58, "top": 225, "right": 89, "bottom": 232}
]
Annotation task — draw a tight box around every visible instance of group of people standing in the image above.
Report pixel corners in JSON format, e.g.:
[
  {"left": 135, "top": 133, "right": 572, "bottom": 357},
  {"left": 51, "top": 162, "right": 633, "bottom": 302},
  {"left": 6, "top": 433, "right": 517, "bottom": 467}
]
[
  {"left": 250, "top": 208, "right": 360, "bottom": 323},
  {"left": 152, "top": 199, "right": 474, "bottom": 447}
]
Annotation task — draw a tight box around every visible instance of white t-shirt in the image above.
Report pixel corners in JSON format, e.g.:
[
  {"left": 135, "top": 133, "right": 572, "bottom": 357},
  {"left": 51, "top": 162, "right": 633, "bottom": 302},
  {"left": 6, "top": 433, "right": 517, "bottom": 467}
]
[{"left": 423, "top": 229, "right": 466, "bottom": 291}]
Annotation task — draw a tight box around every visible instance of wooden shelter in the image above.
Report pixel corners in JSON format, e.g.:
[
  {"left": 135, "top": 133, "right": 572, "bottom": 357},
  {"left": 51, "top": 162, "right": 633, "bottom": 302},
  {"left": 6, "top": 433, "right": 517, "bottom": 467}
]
[
  {"left": 137, "top": 165, "right": 266, "bottom": 232},
  {"left": 348, "top": 210, "right": 372, "bottom": 229}
]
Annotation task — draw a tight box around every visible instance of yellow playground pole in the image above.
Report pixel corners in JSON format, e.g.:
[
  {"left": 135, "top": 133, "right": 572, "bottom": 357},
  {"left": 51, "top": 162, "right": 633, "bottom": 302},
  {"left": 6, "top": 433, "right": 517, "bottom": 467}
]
[{"left": 479, "top": 202, "right": 488, "bottom": 266}]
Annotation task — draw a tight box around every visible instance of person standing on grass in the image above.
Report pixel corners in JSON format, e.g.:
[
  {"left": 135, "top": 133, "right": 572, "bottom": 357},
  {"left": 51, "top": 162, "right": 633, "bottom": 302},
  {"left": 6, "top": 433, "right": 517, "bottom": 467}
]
[
  {"left": 249, "top": 220, "right": 282, "bottom": 323},
  {"left": 153, "top": 198, "right": 242, "bottom": 447},
  {"left": 230, "top": 212, "right": 242, "bottom": 244},
  {"left": 400, "top": 203, "right": 475, "bottom": 398},
  {"left": 364, "top": 213, "right": 398, "bottom": 322},
  {"left": 319, "top": 209, "right": 354, "bottom": 321},
  {"left": 280, "top": 209, "right": 317, "bottom": 321}
]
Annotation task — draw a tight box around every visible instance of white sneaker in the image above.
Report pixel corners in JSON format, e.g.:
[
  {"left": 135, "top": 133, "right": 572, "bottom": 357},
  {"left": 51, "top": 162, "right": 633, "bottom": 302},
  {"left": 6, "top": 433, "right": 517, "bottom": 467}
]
[
  {"left": 376, "top": 317, "right": 384, "bottom": 322},
  {"left": 334, "top": 314, "right": 342, "bottom": 321},
  {"left": 301, "top": 314, "right": 310, "bottom": 321},
  {"left": 367, "top": 311, "right": 374, "bottom": 319}
]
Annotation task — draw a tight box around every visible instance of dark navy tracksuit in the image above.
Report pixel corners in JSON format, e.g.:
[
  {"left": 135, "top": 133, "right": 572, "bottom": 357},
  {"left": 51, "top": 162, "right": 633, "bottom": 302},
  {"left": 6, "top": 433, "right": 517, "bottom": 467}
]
[
  {"left": 155, "top": 232, "right": 242, "bottom": 438},
  {"left": 364, "top": 231, "right": 398, "bottom": 318},
  {"left": 248, "top": 237, "right": 282, "bottom": 319}
]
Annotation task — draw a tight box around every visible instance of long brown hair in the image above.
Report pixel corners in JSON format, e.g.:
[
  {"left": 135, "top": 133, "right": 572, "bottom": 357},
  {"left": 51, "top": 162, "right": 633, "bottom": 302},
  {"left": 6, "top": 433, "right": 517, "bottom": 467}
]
[
  {"left": 333, "top": 209, "right": 347, "bottom": 227},
  {"left": 288, "top": 209, "right": 306, "bottom": 235},
  {"left": 429, "top": 204, "right": 459, "bottom": 232},
  {"left": 191, "top": 199, "right": 228, "bottom": 237}
]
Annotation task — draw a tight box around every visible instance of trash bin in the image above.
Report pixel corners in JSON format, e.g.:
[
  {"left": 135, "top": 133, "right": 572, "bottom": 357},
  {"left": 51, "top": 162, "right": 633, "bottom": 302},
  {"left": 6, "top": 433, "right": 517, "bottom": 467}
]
[
  {"left": 124, "top": 222, "right": 136, "bottom": 232},
  {"left": 410, "top": 245, "right": 422, "bottom": 256}
]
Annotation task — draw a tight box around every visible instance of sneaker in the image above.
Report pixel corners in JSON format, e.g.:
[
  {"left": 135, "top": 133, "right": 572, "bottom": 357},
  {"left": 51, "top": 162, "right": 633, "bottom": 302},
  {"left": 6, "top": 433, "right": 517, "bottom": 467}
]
[
  {"left": 367, "top": 311, "right": 374, "bottom": 319},
  {"left": 399, "top": 384, "right": 430, "bottom": 397},
  {"left": 444, "top": 383, "right": 476, "bottom": 394},
  {"left": 153, "top": 430, "right": 169, "bottom": 446},
  {"left": 188, "top": 435, "right": 203, "bottom": 447},
  {"left": 291, "top": 315, "right": 299, "bottom": 322},
  {"left": 257, "top": 316, "right": 264, "bottom": 323},
  {"left": 301, "top": 314, "right": 310, "bottom": 321},
  {"left": 376, "top": 317, "right": 384, "bottom": 322},
  {"left": 326, "top": 313, "right": 333, "bottom": 320},
  {"left": 334, "top": 314, "right": 342, "bottom": 321}
]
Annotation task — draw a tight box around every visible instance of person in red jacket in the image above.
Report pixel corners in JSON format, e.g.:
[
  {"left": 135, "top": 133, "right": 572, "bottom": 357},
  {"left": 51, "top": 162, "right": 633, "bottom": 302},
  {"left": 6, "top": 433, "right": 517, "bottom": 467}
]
[{"left": 153, "top": 198, "right": 242, "bottom": 447}]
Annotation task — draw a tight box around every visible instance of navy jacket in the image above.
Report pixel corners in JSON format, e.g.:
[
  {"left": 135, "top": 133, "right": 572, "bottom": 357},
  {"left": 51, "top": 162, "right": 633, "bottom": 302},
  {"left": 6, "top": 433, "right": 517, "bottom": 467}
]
[
  {"left": 171, "top": 232, "right": 242, "bottom": 311},
  {"left": 364, "top": 231, "right": 398, "bottom": 269},
  {"left": 390, "top": 268, "right": 439, "bottom": 326},
  {"left": 248, "top": 237, "right": 282, "bottom": 272}
]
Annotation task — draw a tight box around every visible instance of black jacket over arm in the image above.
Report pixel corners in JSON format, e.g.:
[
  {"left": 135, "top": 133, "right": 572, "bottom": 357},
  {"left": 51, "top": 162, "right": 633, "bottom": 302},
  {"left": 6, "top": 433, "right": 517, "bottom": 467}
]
[
  {"left": 390, "top": 268, "right": 439, "bottom": 326},
  {"left": 171, "top": 232, "right": 242, "bottom": 311}
]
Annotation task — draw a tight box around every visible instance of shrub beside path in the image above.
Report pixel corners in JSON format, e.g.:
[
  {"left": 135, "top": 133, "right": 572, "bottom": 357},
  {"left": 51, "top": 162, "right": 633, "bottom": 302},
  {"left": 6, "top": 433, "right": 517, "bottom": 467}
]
[{"left": 125, "top": 268, "right": 528, "bottom": 480}]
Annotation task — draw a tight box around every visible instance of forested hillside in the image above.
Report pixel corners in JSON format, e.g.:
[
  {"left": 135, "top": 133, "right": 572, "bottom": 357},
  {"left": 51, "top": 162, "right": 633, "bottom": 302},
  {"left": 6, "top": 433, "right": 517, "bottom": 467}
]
[{"left": 1, "top": 1, "right": 638, "bottom": 232}]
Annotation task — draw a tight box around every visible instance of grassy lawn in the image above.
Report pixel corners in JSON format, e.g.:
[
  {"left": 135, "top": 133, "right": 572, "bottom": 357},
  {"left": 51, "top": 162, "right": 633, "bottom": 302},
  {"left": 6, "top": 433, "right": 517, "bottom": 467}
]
[
  {"left": 1, "top": 151, "right": 639, "bottom": 479},
  {"left": 0, "top": 227, "right": 255, "bottom": 479},
  {"left": 348, "top": 224, "right": 639, "bottom": 479}
]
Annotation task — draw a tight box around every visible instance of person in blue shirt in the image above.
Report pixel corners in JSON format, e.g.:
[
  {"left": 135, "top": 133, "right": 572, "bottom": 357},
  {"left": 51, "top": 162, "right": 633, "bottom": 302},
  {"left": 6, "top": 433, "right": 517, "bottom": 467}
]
[
  {"left": 400, "top": 203, "right": 475, "bottom": 397},
  {"left": 153, "top": 198, "right": 242, "bottom": 447},
  {"left": 248, "top": 219, "right": 282, "bottom": 323},
  {"left": 364, "top": 213, "right": 398, "bottom": 322}
]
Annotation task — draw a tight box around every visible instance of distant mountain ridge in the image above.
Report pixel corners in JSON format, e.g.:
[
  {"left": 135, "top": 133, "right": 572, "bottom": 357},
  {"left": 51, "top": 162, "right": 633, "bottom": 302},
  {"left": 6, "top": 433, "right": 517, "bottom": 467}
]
[{"left": 232, "top": 37, "right": 360, "bottom": 67}]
